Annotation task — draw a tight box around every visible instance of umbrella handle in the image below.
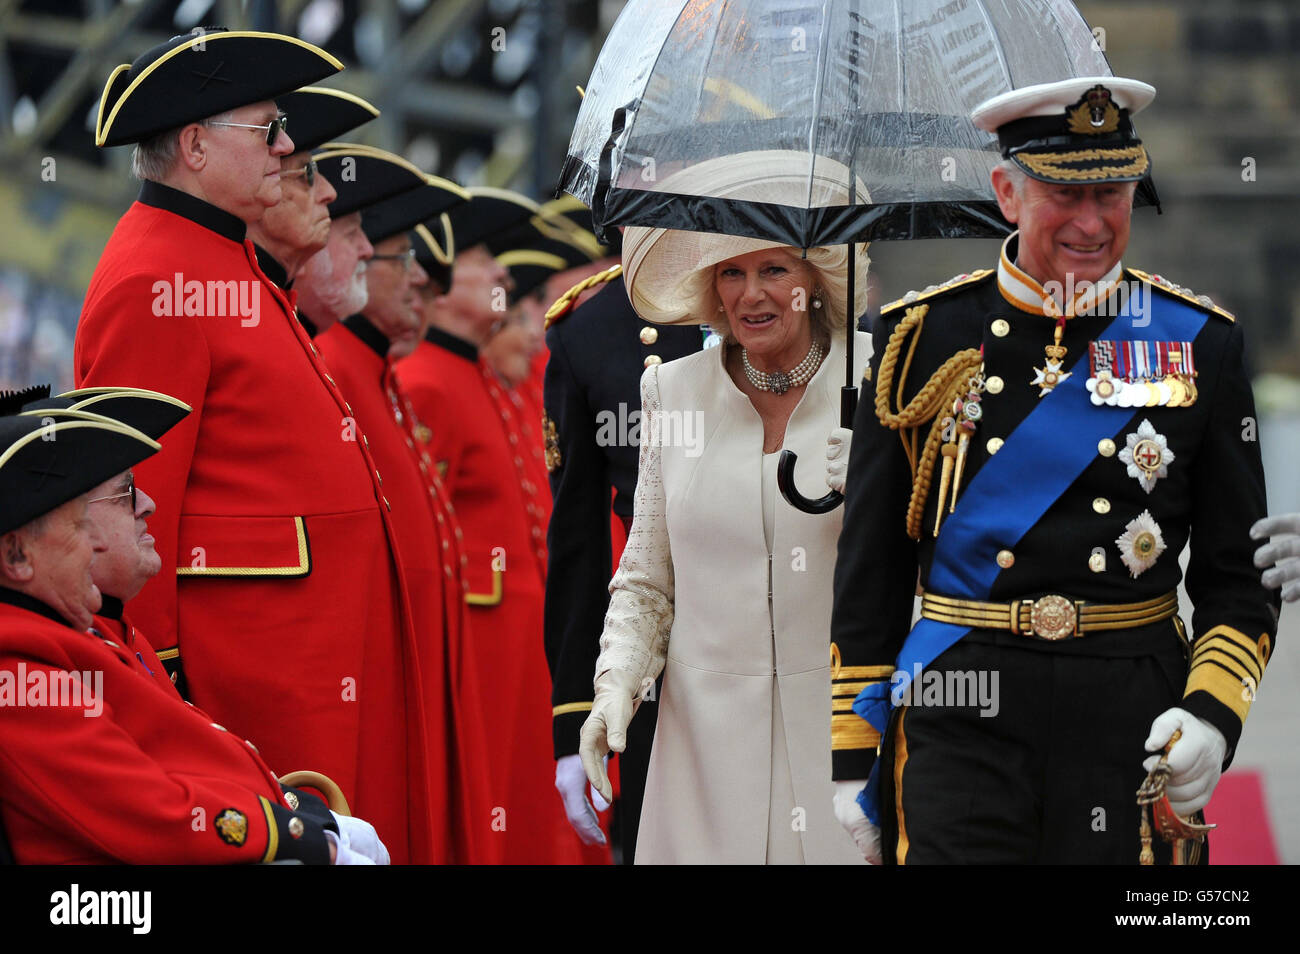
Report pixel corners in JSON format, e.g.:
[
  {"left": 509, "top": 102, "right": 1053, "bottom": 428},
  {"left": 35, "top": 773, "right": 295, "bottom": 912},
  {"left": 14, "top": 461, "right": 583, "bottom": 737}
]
[{"left": 778, "top": 386, "right": 858, "bottom": 514}]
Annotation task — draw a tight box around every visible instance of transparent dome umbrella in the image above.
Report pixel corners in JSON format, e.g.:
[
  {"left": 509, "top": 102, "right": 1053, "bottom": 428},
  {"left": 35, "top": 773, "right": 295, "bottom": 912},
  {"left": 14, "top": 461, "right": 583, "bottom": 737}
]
[{"left": 558, "top": 0, "right": 1155, "bottom": 513}]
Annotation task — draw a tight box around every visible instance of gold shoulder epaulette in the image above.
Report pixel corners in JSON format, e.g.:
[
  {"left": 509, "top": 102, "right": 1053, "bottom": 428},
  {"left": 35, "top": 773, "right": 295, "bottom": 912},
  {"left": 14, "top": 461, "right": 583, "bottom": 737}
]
[
  {"left": 881, "top": 268, "right": 994, "bottom": 315},
  {"left": 1126, "top": 268, "right": 1235, "bottom": 323},
  {"left": 543, "top": 263, "right": 623, "bottom": 329}
]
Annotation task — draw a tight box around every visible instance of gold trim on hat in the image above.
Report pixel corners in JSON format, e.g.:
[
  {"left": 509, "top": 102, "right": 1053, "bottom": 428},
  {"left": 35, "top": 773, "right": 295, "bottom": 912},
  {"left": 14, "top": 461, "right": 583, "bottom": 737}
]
[
  {"left": 96, "top": 31, "right": 345, "bottom": 147},
  {"left": 292, "top": 85, "right": 380, "bottom": 118},
  {"left": 316, "top": 143, "right": 472, "bottom": 201},
  {"left": 497, "top": 249, "right": 570, "bottom": 271},
  {"left": 1016, "top": 146, "right": 1149, "bottom": 181},
  {"left": 413, "top": 218, "right": 455, "bottom": 266}
]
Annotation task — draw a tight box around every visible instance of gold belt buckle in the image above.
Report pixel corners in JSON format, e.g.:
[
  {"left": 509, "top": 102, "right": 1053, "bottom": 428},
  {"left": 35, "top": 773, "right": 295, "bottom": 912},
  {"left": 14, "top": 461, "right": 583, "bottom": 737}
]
[{"left": 1029, "top": 594, "right": 1077, "bottom": 640}]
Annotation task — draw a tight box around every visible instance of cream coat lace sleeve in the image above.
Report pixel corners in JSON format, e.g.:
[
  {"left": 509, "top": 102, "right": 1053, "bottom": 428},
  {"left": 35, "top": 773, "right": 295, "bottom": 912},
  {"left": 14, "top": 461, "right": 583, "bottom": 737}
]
[{"left": 594, "top": 363, "right": 674, "bottom": 684}]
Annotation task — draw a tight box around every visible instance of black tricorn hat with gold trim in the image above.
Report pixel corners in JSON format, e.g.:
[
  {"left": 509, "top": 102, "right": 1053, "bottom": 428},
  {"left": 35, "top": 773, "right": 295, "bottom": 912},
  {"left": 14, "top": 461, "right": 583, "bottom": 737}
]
[
  {"left": 21, "top": 387, "right": 192, "bottom": 442},
  {"left": 972, "top": 76, "right": 1157, "bottom": 200},
  {"left": 0, "top": 414, "right": 159, "bottom": 536},
  {"left": 95, "top": 28, "right": 343, "bottom": 148},
  {"left": 498, "top": 237, "right": 598, "bottom": 303},
  {"left": 412, "top": 217, "right": 454, "bottom": 292},
  {"left": 362, "top": 178, "right": 469, "bottom": 246},
  {"left": 274, "top": 87, "right": 378, "bottom": 154},
  {"left": 317, "top": 144, "right": 432, "bottom": 218}
]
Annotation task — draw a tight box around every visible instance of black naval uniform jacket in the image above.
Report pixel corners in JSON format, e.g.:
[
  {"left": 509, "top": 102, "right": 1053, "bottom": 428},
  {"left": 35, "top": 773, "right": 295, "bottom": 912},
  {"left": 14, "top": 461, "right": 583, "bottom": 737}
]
[
  {"left": 543, "top": 274, "right": 703, "bottom": 757},
  {"left": 830, "top": 262, "right": 1279, "bottom": 785}
]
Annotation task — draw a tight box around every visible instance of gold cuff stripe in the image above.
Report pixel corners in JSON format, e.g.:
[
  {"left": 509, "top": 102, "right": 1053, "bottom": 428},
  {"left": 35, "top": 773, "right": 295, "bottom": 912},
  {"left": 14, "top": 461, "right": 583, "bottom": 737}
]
[
  {"left": 1192, "top": 626, "right": 1265, "bottom": 680},
  {"left": 832, "top": 680, "right": 870, "bottom": 697},
  {"left": 1190, "top": 643, "right": 1262, "bottom": 684},
  {"left": 1015, "top": 146, "right": 1149, "bottom": 181},
  {"left": 833, "top": 665, "right": 894, "bottom": 680},
  {"left": 552, "top": 702, "right": 593, "bottom": 717},
  {"left": 258, "top": 796, "right": 278, "bottom": 863},
  {"left": 831, "top": 713, "right": 880, "bottom": 751},
  {"left": 1184, "top": 660, "right": 1252, "bottom": 724},
  {"left": 465, "top": 568, "right": 504, "bottom": 606}
]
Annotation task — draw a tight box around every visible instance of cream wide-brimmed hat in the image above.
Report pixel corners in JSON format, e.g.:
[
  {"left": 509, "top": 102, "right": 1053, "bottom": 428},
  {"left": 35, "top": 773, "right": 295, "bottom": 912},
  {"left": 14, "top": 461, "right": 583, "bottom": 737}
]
[{"left": 622, "top": 150, "right": 871, "bottom": 327}]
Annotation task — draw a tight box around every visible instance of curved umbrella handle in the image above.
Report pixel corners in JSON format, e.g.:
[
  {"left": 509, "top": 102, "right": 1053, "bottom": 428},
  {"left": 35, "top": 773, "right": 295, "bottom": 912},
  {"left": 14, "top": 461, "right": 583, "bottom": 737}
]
[
  {"left": 778, "top": 385, "right": 858, "bottom": 515},
  {"left": 777, "top": 449, "right": 843, "bottom": 513}
]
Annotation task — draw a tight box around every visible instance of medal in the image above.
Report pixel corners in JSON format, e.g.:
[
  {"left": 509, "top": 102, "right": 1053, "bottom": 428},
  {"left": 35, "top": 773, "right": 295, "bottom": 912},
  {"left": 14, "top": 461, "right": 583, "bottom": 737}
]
[
  {"left": 1031, "top": 303, "right": 1072, "bottom": 398},
  {"left": 1116, "top": 509, "right": 1167, "bottom": 578},
  {"left": 1118, "top": 419, "right": 1175, "bottom": 493},
  {"left": 1088, "top": 339, "right": 1198, "bottom": 408}
]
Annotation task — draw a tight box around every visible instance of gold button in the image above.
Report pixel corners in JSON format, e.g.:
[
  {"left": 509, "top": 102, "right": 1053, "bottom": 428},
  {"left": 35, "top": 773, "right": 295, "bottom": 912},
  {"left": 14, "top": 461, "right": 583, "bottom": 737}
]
[
  {"left": 210, "top": 722, "right": 227, "bottom": 732},
  {"left": 639, "top": 326, "right": 659, "bottom": 345},
  {"left": 991, "top": 319, "right": 1010, "bottom": 337},
  {"left": 985, "top": 375, "right": 1003, "bottom": 394},
  {"left": 644, "top": 354, "right": 662, "bottom": 368},
  {"left": 986, "top": 437, "right": 1004, "bottom": 455},
  {"left": 284, "top": 791, "right": 299, "bottom": 810},
  {"left": 1093, "top": 497, "right": 1111, "bottom": 514},
  {"left": 996, "top": 549, "right": 1015, "bottom": 569},
  {"left": 1098, "top": 438, "right": 1116, "bottom": 457},
  {"left": 288, "top": 817, "right": 304, "bottom": 839},
  {"left": 1089, "top": 550, "right": 1107, "bottom": 573}
]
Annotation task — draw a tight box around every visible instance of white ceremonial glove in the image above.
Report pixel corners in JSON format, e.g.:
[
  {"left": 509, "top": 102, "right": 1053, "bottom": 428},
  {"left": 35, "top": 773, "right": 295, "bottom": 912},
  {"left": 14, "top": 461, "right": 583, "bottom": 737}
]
[
  {"left": 328, "top": 812, "right": 390, "bottom": 865},
  {"left": 555, "top": 753, "right": 609, "bottom": 846},
  {"left": 833, "top": 779, "right": 882, "bottom": 864},
  {"left": 1252, "top": 512, "right": 1300, "bottom": 602},
  {"left": 826, "top": 426, "right": 853, "bottom": 494},
  {"left": 1143, "top": 708, "right": 1228, "bottom": 816},
  {"left": 579, "top": 669, "right": 648, "bottom": 804}
]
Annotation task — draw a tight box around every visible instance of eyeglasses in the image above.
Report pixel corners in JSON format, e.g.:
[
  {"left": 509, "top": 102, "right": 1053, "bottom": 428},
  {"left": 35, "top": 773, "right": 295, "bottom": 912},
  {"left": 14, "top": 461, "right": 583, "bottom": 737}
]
[
  {"left": 207, "top": 113, "right": 289, "bottom": 147},
  {"left": 88, "top": 475, "right": 136, "bottom": 510},
  {"left": 281, "top": 158, "right": 317, "bottom": 187},
  {"left": 370, "top": 248, "right": 417, "bottom": 271}
]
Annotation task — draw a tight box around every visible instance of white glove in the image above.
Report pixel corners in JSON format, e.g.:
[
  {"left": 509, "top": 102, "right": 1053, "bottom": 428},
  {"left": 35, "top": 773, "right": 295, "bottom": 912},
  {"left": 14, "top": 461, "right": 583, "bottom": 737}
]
[
  {"left": 833, "top": 779, "right": 882, "bottom": 864},
  {"left": 1252, "top": 512, "right": 1300, "bottom": 602},
  {"left": 328, "top": 813, "right": 390, "bottom": 865},
  {"left": 1143, "top": 708, "right": 1227, "bottom": 816},
  {"left": 826, "top": 426, "right": 852, "bottom": 494},
  {"left": 555, "top": 753, "right": 609, "bottom": 845},
  {"left": 579, "top": 669, "right": 648, "bottom": 804}
]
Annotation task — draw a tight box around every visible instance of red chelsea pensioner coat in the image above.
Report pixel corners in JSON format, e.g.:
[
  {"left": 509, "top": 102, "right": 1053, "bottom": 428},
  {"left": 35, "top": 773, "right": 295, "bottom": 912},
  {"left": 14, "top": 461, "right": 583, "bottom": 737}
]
[
  {"left": 74, "top": 181, "right": 435, "bottom": 863},
  {"left": 0, "top": 593, "right": 338, "bottom": 864}
]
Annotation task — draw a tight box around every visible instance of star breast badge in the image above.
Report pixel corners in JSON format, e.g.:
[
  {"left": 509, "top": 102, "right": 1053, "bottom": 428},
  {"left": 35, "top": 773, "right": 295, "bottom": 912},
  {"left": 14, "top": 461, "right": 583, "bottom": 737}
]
[
  {"left": 1118, "top": 419, "right": 1174, "bottom": 493},
  {"left": 1116, "top": 510, "right": 1167, "bottom": 578}
]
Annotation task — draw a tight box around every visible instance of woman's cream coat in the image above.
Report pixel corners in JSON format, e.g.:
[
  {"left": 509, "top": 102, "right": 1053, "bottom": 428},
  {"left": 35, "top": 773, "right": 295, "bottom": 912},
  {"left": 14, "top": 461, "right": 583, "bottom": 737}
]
[{"left": 595, "top": 331, "right": 871, "bottom": 864}]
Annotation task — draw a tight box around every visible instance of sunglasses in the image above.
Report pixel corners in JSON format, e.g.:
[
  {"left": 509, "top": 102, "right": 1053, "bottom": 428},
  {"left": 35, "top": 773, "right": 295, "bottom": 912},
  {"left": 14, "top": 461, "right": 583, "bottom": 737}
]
[
  {"left": 370, "top": 248, "right": 418, "bottom": 271},
  {"left": 88, "top": 474, "right": 136, "bottom": 510},
  {"left": 207, "top": 113, "right": 289, "bottom": 147},
  {"left": 281, "top": 158, "right": 317, "bottom": 187}
]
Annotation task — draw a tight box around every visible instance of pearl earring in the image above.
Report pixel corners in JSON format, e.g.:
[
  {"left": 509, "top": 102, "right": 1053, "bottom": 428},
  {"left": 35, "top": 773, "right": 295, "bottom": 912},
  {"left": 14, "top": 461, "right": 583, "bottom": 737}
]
[{"left": 812, "top": 288, "right": 823, "bottom": 310}]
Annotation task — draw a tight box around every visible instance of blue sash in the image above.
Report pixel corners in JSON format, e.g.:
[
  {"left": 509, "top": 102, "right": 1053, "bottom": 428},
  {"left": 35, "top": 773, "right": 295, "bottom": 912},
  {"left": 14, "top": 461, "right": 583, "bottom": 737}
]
[{"left": 852, "top": 282, "right": 1208, "bottom": 822}]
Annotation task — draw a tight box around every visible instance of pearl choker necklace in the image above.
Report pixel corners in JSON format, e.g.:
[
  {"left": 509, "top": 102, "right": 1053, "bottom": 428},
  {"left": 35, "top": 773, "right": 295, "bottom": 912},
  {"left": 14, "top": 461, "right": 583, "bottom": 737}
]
[{"left": 741, "top": 341, "right": 825, "bottom": 395}]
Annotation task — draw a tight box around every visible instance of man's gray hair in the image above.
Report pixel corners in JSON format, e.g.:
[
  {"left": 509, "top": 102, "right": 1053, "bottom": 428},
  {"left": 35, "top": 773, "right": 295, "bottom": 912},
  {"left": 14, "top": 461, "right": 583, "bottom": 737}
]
[
  {"left": 996, "top": 158, "right": 1028, "bottom": 195},
  {"left": 130, "top": 110, "right": 235, "bottom": 181}
]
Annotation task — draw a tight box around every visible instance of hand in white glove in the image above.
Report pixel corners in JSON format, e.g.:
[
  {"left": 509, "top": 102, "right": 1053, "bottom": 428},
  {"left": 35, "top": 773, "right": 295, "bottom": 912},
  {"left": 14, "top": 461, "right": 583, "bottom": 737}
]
[
  {"left": 555, "top": 753, "right": 608, "bottom": 846},
  {"left": 579, "top": 669, "right": 648, "bottom": 804},
  {"left": 826, "top": 426, "right": 853, "bottom": 494},
  {"left": 327, "top": 812, "right": 390, "bottom": 865},
  {"left": 1251, "top": 512, "right": 1300, "bottom": 602},
  {"left": 1143, "top": 708, "right": 1227, "bottom": 815},
  {"left": 833, "top": 779, "right": 882, "bottom": 864}
]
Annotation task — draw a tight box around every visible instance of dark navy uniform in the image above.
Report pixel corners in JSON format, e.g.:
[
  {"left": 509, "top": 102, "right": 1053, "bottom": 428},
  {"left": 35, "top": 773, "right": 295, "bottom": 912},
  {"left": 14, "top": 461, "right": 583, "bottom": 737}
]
[
  {"left": 831, "top": 242, "right": 1279, "bottom": 864},
  {"left": 543, "top": 270, "right": 702, "bottom": 862}
]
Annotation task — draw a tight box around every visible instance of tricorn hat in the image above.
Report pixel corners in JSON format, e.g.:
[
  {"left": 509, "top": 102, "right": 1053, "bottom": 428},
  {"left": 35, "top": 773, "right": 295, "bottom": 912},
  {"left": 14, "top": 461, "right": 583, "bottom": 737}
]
[
  {"left": 498, "top": 236, "right": 598, "bottom": 303},
  {"left": 96, "top": 28, "right": 343, "bottom": 147},
  {"left": 444, "top": 188, "right": 540, "bottom": 254},
  {"left": 317, "top": 144, "right": 463, "bottom": 220},
  {"left": 0, "top": 414, "right": 159, "bottom": 536},
  {"left": 971, "top": 76, "right": 1156, "bottom": 189},
  {"left": 273, "top": 86, "right": 379, "bottom": 154},
  {"left": 412, "top": 217, "right": 455, "bottom": 292},
  {"left": 22, "top": 387, "right": 192, "bottom": 442},
  {"left": 362, "top": 177, "right": 469, "bottom": 246}
]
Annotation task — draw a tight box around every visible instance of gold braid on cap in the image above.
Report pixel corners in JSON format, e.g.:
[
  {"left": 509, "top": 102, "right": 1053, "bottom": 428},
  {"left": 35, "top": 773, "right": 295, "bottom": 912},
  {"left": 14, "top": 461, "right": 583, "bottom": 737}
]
[
  {"left": 543, "top": 263, "right": 623, "bottom": 329},
  {"left": 873, "top": 304, "right": 984, "bottom": 540}
]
